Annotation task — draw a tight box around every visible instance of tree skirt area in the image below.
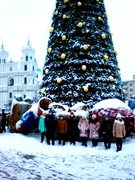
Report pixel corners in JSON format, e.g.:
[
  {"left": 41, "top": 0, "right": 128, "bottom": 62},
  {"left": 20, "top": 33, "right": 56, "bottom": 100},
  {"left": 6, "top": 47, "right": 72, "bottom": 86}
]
[{"left": 0, "top": 132, "right": 135, "bottom": 180}]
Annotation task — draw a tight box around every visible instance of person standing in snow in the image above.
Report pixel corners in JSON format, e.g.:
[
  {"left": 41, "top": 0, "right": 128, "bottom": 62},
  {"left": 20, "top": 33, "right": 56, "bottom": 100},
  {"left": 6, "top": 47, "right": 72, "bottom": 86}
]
[
  {"left": 45, "top": 109, "right": 56, "bottom": 145},
  {"left": 113, "top": 113, "right": 126, "bottom": 152},
  {"left": 57, "top": 115, "right": 67, "bottom": 145},
  {"left": 102, "top": 114, "right": 113, "bottom": 149},
  {"left": 67, "top": 111, "right": 78, "bottom": 145},
  {"left": 38, "top": 112, "right": 47, "bottom": 143},
  {"left": 78, "top": 116, "right": 89, "bottom": 147},
  {"left": 89, "top": 114, "right": 100, "bottom": 147}
]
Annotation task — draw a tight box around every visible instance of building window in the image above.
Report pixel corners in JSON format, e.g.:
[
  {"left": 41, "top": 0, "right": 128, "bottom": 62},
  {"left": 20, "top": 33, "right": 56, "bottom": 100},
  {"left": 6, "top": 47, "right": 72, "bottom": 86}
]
[
  {"left": 24, "top": 65, "right": 27, "bottom": 71},
  {"left": 26, "top": 55, "right": 28, "bottom": 61},
  {"left": 33, "top": 66, "right": 34, "bottom": 71},
  {"left": 24, "top": 94, "right": 26, "bottom": 98},
  {"left": 2, "top": 59, "right": 6, "bottom": 63},
  {"left": 0, "top": 58, "right": 1, "bottom": 63},
  {"left": 130, "top": 83, "right": 132, "bottom": 86},
  {"left": 9, "top": 92, "right": 12, "bottom": 98},
  {"left": 30, "top": 56, "right": 32, "bottom": 60},
  {"left": 24, "top": 77, "right": 27, "bottom": 84},
  {"left": 8, "top": 78, "right": 14, "bottom": 86},
  {"left": 130, "top": 89, "right": 133, "bottom": 92},
  {"left": 10, "top": 66, "right": 12, "bottom": 71},
  {"left": 33, "top": 78, "right": 34, "bottom": 85}
]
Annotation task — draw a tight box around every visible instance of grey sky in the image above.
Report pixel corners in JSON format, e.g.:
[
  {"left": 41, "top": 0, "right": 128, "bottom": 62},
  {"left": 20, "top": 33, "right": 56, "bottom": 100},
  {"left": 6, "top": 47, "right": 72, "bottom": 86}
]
[{"left": 0, "top": 0, "right": 135, "bottom": 81}]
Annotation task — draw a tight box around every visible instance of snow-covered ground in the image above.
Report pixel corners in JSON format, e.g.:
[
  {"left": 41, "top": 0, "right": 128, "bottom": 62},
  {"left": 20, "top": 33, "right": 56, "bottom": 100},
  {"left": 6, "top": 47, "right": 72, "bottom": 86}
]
[{"left": 0, "top": 132, "right": 135, "bottom": 180}]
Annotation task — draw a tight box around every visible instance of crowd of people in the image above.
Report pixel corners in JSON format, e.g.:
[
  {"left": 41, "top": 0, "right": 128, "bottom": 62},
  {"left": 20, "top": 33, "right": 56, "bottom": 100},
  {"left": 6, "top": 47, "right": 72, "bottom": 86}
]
[{"left": 38, "top": 109, "right": 126, "bottom": 152}]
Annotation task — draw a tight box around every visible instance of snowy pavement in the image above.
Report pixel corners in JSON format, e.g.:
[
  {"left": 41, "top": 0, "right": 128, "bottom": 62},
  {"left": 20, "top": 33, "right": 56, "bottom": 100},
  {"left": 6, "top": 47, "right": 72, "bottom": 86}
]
[{"left": 0, "top": 132, "right": 135, "bottom": 180}]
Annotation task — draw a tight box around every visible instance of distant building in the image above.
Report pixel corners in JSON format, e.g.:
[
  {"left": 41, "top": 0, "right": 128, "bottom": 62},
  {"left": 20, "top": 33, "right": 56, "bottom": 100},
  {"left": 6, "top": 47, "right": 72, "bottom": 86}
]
[
  {"left": 123, "top": 75, "right": 135, "bottom": 101},
  {"left": 0, "top": 38, "right": 42, "bottom": 112}
]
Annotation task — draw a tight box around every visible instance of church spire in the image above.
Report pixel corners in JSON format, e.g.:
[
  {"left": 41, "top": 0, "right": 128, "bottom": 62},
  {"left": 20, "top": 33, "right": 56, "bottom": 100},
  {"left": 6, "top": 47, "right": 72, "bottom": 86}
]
[
  {"left": 1, "top": 39, "right": 4, "bottom": 51},
  {"left": 27, "top": 35, "right": 31, "bottom": 48}
]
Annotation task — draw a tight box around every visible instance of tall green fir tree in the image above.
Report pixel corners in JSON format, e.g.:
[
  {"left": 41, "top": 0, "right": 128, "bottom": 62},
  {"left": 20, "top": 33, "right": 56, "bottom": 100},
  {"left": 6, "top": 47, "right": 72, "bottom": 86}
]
[{"left": 40, "top": 0, "right": 126, "bottom": 107}]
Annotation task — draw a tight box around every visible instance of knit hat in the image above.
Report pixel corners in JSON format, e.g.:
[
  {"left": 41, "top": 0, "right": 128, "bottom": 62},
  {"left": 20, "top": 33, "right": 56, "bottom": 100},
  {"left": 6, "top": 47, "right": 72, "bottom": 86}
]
[
  {"left": 104, "top": 114, "right": 110, "bottom": 119},
  {"left": 48, "top": 109, "right": 54, "bottom": 114},
  {"left": 92, "top": 114, "right": 97, "bottom": 119},
  {"left": 70, "top": 111, "right": 74, "bottom": 115},
  {"left": 116, "top": 113, "right": 122, "bottom": 118}
]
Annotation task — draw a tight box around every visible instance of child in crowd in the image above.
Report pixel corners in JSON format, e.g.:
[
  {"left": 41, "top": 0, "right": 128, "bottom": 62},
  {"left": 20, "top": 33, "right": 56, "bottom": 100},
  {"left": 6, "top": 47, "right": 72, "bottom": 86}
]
[
  {"left": 57, "top": 115, "right": 67, "bottom": 145},
  {"left": 89, "top": 114, "right": 100, "bottom": 147},
  {"left": 38, "top": 112, "right": 46, "bottom": 143},
  {"left": 78, "top": 116, "right": 89, "bottom": 147},
  {"left": 113, "top": 113, "right": 126, "bottom": 152},
  {"left": 102, "top": 114, "right": 113, "bottom": 149},
  {"left": 67, "top": 111, "right": 78, "bottom": 145}
]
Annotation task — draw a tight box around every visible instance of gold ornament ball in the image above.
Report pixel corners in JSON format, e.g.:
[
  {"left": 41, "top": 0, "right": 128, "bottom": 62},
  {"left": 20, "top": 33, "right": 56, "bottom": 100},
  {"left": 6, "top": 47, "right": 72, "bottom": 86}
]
[
  {"left": 62, "top": 35, "right": 66, "bottom": 41},
  {"left": 77, "top": 22, "right": 83, "bottom": 27},
  {"left": 96, "top": 0, "right": 99, "bottom": 2},
  {"left": 106, "top": 14, "right": 108, "bottom": 18},
  {"left": 50, "top": 27, "right": 54, "bottom": 33},
  {"left": 41, "top": 89, "right": 45, "bottom": 95},
  {"left": 98, "top": 17, "right": 102, "bottom": 21},
  {"left": 114, "top": 50, "right": 118, "bottom": 55},
  {"left": 110, "top": 32, "right": 113, "bottom": 36},
  {"left": 83, "top": 86, "right": 88, "bottom": 92},
  {"left": 61, "top": 53, "right": 66, "bottom": 59},
  {"left": 63, "top": 14, "right": 67, "bottom": 19},
  {"left": 55, "top": 11, "right": 58, "bottom": 15},
  {"left": 109, "top": 76, "right": 114, "bottom": 82},
  {"left": 78, "top": 2, "right": 82, "bottom": 6},
  {"left": 65, "top": 0, "right": 69, "bottom": 2},
  {"left": 56, "top": 78, "right": 62, "bottom": 84},
  {"left": 104, "top": 55, "right": 109, "bottom": 61},
  {"left": 118, "top": 72, "right": 121, "bottom": 76},
  {"left": 47, "top": 48, "right": 52, "bottom": 53},
  {"left": 101, "top": 34, "right": 106, "bottom": 39},
  {"left": 83, "top": 44, "right": 88, "bottom": 50},
  {"left": 82, "top": 65, "right": 87, "bottom": 71},
  {"left": 45, "top": 69, "right": 49, "bottom": 74},
  {"left": 122, "top": 89, "right": 127, "bottom": 94}
]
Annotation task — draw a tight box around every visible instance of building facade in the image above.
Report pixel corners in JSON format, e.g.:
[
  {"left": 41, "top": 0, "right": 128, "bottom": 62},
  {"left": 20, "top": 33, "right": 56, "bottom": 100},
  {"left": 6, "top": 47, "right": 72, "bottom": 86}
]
[
  {"left": 0, "top": 39, "right": 41, "bottom": 112},
  {"left": 123, "top": 75, "right": 135, "bottom": 101}
]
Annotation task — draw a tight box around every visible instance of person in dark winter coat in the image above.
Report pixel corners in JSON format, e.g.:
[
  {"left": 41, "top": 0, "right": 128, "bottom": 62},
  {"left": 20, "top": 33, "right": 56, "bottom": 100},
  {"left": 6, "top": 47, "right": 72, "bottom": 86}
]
[
  {"left": 45, "top": 109, "right": 56, "bottom": 145},
  {"left": 89, "top": 114, "right": 100, "bottom": 147},
  {"left": 78, "top": 116, "right": 89, "bottom": 147},
  {"left": 67, "top": 111, "right": 78, "bottom": 145},
  {"left": 57, "top": 115, "right": 67, "bottom": 145},
  {"left": 38, "top": 112, "right": 46, "bottom": 143},
  {"left": 102, "top": 114, "right": 113, "bottom": 149},
  {"left": 113, "top": 113, "right": 126, "bottom": 152},
  {"left": 128, "top": 95, "right": 135, "bottom": 111}
]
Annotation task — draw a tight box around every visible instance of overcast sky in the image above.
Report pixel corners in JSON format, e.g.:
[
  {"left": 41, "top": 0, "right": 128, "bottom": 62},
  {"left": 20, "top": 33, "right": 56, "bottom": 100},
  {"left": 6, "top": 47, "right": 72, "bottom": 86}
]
[{"left": 0, "top": 0, "right": 135, "bottom": 81}]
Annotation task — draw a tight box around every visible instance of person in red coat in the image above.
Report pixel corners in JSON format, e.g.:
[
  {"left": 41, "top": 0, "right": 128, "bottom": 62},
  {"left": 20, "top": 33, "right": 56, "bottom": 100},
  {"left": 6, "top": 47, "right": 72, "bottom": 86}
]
[
  {"left": 57, "top": 115, "right": 67, "bottom": 145},
  {"left": 89, "top": 114, "right": 100, "bottom": 147}
]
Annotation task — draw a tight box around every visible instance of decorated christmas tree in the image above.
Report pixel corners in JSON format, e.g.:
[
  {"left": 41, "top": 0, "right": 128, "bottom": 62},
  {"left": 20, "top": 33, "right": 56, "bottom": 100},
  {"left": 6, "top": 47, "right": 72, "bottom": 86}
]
[{"left": 40, "top": 0, "right": 126, "bottom": 107}]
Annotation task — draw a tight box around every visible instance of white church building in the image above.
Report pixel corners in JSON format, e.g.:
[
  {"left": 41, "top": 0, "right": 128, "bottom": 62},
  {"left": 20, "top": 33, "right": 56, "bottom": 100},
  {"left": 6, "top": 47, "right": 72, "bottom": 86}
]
[{"left": 0, "top": 39, "right": 42, "bottom": 112}]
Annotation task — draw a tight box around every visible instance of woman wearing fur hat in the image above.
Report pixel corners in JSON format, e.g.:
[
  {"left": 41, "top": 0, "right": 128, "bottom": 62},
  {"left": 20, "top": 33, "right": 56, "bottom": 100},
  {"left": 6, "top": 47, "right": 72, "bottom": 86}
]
[
  {"left": 38, "top": 112, "right": 46, "bottom": 143},
  {"left": 102, "top": 114, "right": 113, "bottom": 149},
  {"left": 113, "top": 113, "right": 126, "bottom": 152},
  {"left": 89, "top": 114, "right": 100, "bottom": 147},
  {"left": 78, "top": 116, "right": 89, "bottom": 147}
]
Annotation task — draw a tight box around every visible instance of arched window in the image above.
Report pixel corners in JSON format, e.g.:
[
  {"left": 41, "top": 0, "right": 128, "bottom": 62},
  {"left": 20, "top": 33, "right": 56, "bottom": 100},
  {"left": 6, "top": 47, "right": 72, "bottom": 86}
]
[
  {"left": 24, "top": 77, "right": 27, "bottom": 84},
  {"left": 24, "top": 65, "right": 27, "bottom": 71},
  {"left": 26, "top": 55, "right": 28, "bottom": 61},
  {"left": 8, "top": 78, "right": 14, "bottom": 86}
]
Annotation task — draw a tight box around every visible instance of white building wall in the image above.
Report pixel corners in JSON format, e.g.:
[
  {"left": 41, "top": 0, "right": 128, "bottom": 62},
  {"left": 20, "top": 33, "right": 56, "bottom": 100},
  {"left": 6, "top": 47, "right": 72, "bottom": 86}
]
[{"left": 0, "top": 40, "right": 41, "bottom": 111}]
